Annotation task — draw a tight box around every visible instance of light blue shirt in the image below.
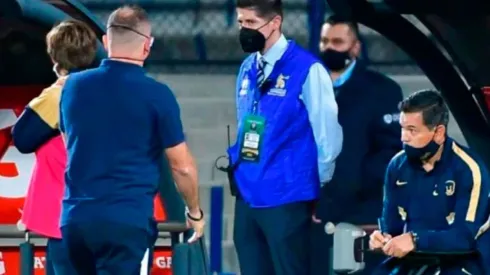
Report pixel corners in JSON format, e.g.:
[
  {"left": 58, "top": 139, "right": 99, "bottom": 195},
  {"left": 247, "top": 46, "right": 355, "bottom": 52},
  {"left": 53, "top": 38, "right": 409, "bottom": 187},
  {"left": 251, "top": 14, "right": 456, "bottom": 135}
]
[
  {"left": 332, "top": 60, "right": 357, "bottom": 88},
  {"left": 256, "top": 35, "right": 343, "bottom": 184}
]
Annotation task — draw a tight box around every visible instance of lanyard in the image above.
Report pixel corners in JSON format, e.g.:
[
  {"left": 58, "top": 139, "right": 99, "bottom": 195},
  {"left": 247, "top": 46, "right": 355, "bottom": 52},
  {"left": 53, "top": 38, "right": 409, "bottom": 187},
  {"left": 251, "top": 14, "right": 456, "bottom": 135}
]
[
  {"left": 251, "top": 87, "right": 263, "bottom": 114},
  {"left": 250, "top": 73, "right": 268, "bottom": 114},
  {"left": 250, "top": 57, "right": 274, "bottom": 113}
]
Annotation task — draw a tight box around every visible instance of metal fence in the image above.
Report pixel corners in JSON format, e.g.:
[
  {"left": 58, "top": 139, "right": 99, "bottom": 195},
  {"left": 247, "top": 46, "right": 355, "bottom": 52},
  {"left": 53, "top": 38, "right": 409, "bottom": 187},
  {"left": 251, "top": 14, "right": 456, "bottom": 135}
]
[{"left": 80, "top": 0, "right": 421, "bottom": 74}]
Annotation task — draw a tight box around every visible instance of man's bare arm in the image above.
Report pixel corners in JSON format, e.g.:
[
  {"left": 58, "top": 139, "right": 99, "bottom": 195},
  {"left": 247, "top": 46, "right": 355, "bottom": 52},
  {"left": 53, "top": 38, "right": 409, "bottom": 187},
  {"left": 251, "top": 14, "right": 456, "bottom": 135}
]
[{"left": 165, "top": 142, "right": 200, "bottom": 214}]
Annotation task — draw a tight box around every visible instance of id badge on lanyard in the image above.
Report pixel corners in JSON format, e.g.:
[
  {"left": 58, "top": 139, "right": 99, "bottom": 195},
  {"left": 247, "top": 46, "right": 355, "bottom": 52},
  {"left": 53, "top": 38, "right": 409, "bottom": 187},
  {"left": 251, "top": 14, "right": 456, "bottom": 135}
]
[{"left": 239, "top": 86, "right": 266, "bottom": 162}]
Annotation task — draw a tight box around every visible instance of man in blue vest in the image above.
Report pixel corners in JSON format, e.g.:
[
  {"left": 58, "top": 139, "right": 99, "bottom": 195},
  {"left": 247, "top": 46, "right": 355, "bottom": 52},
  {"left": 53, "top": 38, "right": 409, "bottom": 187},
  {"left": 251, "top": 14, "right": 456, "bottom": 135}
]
[{"left": 227, "top": 0, "right": 343, "bottom": 274}]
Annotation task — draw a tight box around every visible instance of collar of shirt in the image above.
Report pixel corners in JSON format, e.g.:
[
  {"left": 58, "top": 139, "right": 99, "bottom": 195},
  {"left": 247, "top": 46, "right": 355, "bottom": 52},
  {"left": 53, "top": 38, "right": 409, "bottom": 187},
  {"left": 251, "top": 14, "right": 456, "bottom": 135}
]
[
  {"left": 256, "top": 34, "right": 288, "bottom": 70},
  {"left": 68, "top": 68, "right": 84, "bottom": 74},
  {"left": 333, "top": 59, "right": 357, "bottom": 88},
  {"left": 435, "top": 137, "right": 454, "bottom": 167},
  {"left": 68, "top": 65, "right": 93, "bottom": 74},
  {"left": 100, "top": 59, "right": 145, "bottom": 73}
]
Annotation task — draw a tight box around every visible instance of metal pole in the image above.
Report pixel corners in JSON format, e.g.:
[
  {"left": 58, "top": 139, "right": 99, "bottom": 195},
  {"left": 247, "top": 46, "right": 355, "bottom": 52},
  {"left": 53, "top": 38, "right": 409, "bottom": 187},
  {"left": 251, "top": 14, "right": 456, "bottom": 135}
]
[
  {"left": 210, "top": 186, "right": 223, "bottom": 273},
  {"left": 19, "top": 231, "right": 34, "bottom": 275}
]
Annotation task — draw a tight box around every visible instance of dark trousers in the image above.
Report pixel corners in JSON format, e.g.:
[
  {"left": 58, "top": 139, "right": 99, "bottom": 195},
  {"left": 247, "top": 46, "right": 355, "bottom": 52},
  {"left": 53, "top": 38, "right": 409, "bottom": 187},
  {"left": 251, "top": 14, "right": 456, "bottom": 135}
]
[
  {"left": 233, "top": 199, "right": 312, "bottom": 275},
  {"left": 45, "top": 238, "right": 77, "bottom": 275},
  {"left": 309, "top": 223, "right": 385, "bottom": 275},
  {"left": 61, "top": 221, "right": 155, "bottom": 275}
]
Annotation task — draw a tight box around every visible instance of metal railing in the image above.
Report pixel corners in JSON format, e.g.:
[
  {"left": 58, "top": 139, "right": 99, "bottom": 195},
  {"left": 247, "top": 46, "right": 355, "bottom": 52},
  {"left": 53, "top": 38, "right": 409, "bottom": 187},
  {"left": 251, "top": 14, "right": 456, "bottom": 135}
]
[
  {"left": 0, "top": 157, "right": 212, "bottom": 275},
  {"left": 0, "top": 221, "right": 192, "bottom": 275}
]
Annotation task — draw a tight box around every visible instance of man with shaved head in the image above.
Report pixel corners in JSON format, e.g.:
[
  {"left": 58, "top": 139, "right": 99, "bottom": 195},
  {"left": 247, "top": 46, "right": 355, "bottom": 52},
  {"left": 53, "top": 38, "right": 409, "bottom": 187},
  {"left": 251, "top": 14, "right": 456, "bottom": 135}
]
[
  {"left": 59, "top": 5, "right": 204, "bottom": 274},
  {"left": 104, "top": 5, "right": 153, "bottom": 63}
]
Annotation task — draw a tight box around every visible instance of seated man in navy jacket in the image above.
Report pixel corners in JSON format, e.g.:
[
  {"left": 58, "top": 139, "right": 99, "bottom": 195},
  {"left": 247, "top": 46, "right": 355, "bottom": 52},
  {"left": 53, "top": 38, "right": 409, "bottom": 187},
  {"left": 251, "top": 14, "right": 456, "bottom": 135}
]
[{"left": 369, "top": 90, "right": 490, "bottom": 274}]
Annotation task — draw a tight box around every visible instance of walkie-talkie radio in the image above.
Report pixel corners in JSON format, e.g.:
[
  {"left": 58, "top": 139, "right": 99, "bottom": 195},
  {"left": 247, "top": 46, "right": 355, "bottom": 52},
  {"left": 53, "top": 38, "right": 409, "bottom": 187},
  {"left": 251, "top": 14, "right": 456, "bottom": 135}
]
[{"left": 214, "top": 125, "right": 239, "bottom": 196}]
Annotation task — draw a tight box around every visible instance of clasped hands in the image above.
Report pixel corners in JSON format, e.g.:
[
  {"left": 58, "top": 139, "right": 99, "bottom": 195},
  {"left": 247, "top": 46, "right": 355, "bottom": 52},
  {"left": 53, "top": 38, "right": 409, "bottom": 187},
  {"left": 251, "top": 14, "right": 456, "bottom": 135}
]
[{"left": 369, "top": 230, "right": 415, "bottom": 258}]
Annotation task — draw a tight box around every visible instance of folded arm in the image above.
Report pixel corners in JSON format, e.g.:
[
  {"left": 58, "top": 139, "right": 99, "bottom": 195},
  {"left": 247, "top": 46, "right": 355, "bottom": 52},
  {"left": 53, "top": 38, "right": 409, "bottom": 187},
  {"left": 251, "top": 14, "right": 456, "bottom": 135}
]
[{"left": 301, "top": 62, "right": 343, "bottom": 185}]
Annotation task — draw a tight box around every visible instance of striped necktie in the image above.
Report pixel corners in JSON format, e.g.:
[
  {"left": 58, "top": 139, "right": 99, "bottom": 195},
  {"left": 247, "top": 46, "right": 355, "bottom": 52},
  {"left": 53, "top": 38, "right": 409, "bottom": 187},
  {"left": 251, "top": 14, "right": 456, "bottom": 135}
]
[{"left": 257, "top": 57, "right": 266, "bottom": 87}]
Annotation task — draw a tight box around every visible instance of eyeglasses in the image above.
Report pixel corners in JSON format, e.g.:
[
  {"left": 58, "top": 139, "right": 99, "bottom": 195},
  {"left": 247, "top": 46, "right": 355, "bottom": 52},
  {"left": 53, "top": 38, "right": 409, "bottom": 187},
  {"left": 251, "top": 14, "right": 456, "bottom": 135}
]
[{"left": 107, "top": 24, "right": 154, "bottom": 47}]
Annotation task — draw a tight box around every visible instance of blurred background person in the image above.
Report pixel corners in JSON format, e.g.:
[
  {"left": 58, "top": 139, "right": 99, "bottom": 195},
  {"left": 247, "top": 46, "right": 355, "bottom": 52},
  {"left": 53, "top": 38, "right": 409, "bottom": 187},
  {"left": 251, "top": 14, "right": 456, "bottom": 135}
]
[
  {"left": 310, "top": 15, "right": 404, "bottom": 275},
  {"left": 12, "top": 19, "right": 97, "bottom": 275}
]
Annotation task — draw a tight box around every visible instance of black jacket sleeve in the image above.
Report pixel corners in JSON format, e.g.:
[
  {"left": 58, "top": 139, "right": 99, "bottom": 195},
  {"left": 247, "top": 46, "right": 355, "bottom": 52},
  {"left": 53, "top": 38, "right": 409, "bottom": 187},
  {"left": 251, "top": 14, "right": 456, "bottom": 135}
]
[
  {"left": 316, "top": 69, "right": 403, "bottom": 224},
  {"left": 363, "top": 76, "right": 403, "bottom": 193}
]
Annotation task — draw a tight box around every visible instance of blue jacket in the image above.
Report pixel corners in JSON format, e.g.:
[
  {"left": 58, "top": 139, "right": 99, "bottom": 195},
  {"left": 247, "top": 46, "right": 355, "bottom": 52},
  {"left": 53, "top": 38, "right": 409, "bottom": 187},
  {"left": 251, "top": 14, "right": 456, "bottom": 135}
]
[
  {"left": 382, "top": 138, "right": 490, "bottom": 266},
  {"left": 228, "top": 41, "right": 320, "bottom": 207}
]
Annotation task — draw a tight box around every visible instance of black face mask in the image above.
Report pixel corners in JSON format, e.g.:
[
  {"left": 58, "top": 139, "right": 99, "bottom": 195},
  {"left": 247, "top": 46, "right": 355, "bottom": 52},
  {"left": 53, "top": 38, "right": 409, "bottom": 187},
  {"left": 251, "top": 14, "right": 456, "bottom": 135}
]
[
  {"left": 239, "top": 27, "right": 266, "bottom": 53},
  {"left": 320, "top": 49, "right": 352, "bottom": 71},
  {"left": 403, "top": 139, "right": 441, "bottom": 162},
  {"left": 239, "top": 20, "right": 276, "bottom": 53}
]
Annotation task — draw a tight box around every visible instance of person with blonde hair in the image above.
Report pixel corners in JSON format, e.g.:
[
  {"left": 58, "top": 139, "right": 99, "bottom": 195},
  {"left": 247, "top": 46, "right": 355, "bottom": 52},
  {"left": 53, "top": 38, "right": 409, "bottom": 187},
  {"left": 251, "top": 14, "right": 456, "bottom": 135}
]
[{"left": 12, "top": 19, "right": 97, "bottom": 275}]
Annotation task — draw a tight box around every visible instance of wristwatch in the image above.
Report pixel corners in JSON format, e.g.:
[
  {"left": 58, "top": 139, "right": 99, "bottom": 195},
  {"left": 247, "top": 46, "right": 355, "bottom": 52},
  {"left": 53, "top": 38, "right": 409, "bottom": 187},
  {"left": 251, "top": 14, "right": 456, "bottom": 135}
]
[
  {"left": 186, "top": 207, "right": 204, "bottom": 222},
  {"left": 410, "top": 231, "right": 418, "bottom": 250}
]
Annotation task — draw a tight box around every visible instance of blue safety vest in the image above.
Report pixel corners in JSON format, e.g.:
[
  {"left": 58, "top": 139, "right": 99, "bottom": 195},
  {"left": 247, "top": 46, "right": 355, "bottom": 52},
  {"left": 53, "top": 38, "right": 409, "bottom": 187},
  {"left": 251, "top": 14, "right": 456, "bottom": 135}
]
[{"left": 228, "top": 41, "right": 320, "bottom": 207}]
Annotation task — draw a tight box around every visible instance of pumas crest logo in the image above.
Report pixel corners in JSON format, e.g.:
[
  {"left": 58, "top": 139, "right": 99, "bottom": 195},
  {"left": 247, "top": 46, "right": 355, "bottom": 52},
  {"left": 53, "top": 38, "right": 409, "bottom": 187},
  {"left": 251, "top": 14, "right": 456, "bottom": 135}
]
[{"left": 445, "top": 180, "right": 456, "bottom": 196}]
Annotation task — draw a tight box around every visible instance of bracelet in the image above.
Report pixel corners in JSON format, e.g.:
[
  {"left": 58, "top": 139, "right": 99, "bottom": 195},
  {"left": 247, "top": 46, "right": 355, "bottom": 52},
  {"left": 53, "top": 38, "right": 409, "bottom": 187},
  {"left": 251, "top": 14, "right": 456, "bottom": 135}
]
[{"left": 186, "top": 208, "right": 204, "bottom": 221}]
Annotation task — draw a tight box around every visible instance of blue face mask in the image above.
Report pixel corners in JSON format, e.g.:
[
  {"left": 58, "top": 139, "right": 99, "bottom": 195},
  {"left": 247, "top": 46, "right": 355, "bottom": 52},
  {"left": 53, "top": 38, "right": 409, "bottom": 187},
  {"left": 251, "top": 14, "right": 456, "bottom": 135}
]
[{"left": 403, "top": 139, "right": 441, "bottom": 162}]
